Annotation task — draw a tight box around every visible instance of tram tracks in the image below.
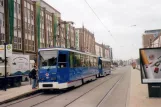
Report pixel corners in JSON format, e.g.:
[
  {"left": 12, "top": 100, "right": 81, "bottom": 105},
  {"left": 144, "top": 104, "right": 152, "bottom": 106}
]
[
  {"left": 64, "top": 73, "right": 125, "bottom": 107},
  {"left": 1, "top": 90, "right": 64, "bottom": 107},
  {"left": 96, "top": 75, "right": 124, "bottom": 107},
  {"left": 31, "top": 75, "right": 115, "bottom": 107},
  {"left": 2, "top": 72, "right": 122, "bottom": 107}
]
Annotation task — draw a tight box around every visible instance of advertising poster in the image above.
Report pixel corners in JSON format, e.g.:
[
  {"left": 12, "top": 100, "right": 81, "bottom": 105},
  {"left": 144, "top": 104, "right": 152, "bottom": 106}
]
[
  {"left": 11, "top": 54, "right": 30, "bottom": 75},
  {"left": 140, "top": 48, "right": 161, "bottom": 83}
]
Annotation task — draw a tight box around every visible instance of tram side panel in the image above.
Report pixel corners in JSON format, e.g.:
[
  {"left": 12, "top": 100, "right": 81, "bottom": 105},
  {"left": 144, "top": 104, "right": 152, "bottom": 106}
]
[{"left": 38, "top": 48, "right": 99, "bottom": 90}]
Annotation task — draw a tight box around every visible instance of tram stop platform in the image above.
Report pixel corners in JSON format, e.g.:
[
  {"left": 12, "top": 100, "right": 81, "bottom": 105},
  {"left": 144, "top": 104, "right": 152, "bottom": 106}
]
[
  {"left": 0, "top": 85, "right": 39, "bottom": 105},
  {"left": 128, "top": 68, "right": 161, "bottom": 107}
]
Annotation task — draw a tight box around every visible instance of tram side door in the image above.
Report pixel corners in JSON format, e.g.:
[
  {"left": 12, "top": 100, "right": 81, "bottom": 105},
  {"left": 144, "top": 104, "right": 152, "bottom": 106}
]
[{"left": 57, "top": 51, "right": 69, "bottom": 83}]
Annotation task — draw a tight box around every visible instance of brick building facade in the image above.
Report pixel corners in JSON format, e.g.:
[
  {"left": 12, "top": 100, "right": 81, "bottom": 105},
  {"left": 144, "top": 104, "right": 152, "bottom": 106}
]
[
  {"left": 0, "top": 0, "right": 112, "bottom": 61},
  {"left": 142, "top": 34, "right": 154, "bottom": 48},
  {"left": 0, "top": 0, "right": 76, "bottom": 60},
  {"left": 95, "top": 42, "right": 112, "bottom": 59},
  {"left": 77, "top": 26, "right": 95, "bottom": 54}
]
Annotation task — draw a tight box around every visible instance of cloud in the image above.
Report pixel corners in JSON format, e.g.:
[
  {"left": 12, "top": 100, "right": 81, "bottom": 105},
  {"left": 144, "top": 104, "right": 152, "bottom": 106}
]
[{"left": 44, "top": 0, "right": 161, "bottom": 60}]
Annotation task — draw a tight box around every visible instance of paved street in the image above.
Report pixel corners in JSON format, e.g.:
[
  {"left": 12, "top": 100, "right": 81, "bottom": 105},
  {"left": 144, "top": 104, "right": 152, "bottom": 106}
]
[{"left": 1, "top": 67, "right": 131, "bottom": 107}]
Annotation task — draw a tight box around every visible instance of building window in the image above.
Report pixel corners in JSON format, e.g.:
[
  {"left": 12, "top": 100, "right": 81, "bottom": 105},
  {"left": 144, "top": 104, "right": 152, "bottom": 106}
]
[
  {"left": 18, "top": 19, "right": 21, "bottom": 30},
  {"left": 24, "top": 8, "right": 26, "bottom": 17},
  {"left": 41, "top": 16, "right": 44, "bottom": 24},
  {"left": 24, "top": 1, "right": 26, "bottom": 7},
  {"left": 14, "top": 18, "right": 17, "bottom": 29},
  {"left": 13, "top": 36, "right": 17, "bottom": 49},
  {"left": 41, "top": 29, "right": 44, "bottom": 38},
  {"left": 14, "top": 37, "right": 17, "bottom": 43},
  {"left": 0, "top": 12, "right": 4, "bottom": 27},
  {"left": 28, "top": 23, "right": 30, "bottom": 30},
  {"left": 31, "top": 11, "right": 33, "bottom": 20},
  {"left": 25, "top": 22, "right": 27, "bottom": 30},
  {"left": 27, "top": 3, "right": 30, "bottom": 9},
  {"left": 14, "top": 2, "right": 17, "bottom": 13},
  {"left": 0, "top": 33, "right": 5, "bottom": 45},
  {"left": 0, "top": 0, "right": 3, "bottom": 7},
  {"left": 31, "top": 25, "right": 34, "bottom": 36},
  {"left": 18, "top": 37, "right": 22, "bottom": 50},
  {"left": 28, "top": 9, "right": 30, "bottom": 19},
  {"left": 28, "top": 40, "right": 34, "bottom": 51},
  {"left": 31, "top": 5, "right": 33, "bottom": 11},
  {"left": 18, "top": 3, "right": 21, "bottom": 14},
  {"left": 25, "top": 39, "right": 28, "bottom": 51},
  {"left": 14, "top": 44, "right": 17, "bottom": 49},
  {"left": 32, "top": 41, "right": 35, "bottom": 51}
]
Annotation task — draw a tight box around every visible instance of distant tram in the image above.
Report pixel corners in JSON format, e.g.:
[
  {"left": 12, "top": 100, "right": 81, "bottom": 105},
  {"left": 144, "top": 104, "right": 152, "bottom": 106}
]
[
  {"left": 38, "top": 48, "right": 111, "bottom": 90},
  {"left": 98, "top": 57, "right": 111, "bottom": 76}
]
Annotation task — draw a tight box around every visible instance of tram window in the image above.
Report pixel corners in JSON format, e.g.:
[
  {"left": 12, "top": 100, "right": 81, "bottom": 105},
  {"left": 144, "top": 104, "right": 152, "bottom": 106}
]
[
  {"left": 80, "top": 54, "right": 84, "bottom": 67},
  {"left": 58, "top": 54, "right": 67, "bottom": 68},
  {"left": 74, "top": 53, "right": 81, "bottom": 67},
  {"left": 89, "top": 56, "right": 93, "bottom": 67},
  {"left": 48, "top": 57, "right": 57, "bottom": 66},
  {"left": 89, "top": 61, "right": 91, "bottom": 67},
  {"left": 84, "top": 55, "right": 89, "bottom": 67},
  {"left": 70, "top": 52, "right": 74, "bottom": 68},
  {"left": 42, "top": 61, "right": 47, "bottom": 66},
  {"left": 103, "top": 62, "right": 105, "bottom": 68},
  {"left": 39, "top": 50, "right": 58, "bottom": 68},
  {"left": 93, "top": 57, "right": 96, "bottom": 67},
  {"left": 92, "top": 57, "right": 94, "bottom": 67},
  {"left": 89, "top": 57, "right": 91, "bottom": 67}
]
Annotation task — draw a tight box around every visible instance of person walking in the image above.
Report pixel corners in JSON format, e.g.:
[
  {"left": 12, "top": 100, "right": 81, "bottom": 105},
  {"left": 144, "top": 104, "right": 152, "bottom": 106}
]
[{"left": 30, "top": 65, "right": 38, "bottom": 89}]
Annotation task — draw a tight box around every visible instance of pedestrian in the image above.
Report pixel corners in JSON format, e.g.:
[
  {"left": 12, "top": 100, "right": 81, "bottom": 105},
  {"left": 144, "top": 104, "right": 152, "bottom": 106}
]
[{"left": 31, "top": 65, "right": 38, "bottom": 89}]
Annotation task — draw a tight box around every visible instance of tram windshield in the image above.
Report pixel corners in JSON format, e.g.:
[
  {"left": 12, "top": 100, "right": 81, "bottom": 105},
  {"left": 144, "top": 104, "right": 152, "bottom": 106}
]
[{"left": 39, "top": 50, "right": 58, "bottom": 69}]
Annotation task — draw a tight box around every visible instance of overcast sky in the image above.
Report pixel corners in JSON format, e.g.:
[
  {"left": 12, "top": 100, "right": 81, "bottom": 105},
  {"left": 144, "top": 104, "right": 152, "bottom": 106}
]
[{"left": 44, "top": 0, "right": 161, "bottom": 60}]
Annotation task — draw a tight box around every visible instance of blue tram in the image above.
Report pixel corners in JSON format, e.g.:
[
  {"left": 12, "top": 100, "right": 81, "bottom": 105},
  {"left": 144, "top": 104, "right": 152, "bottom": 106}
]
[
  {"left": 98, "top": 57, "right": 111, "bottom": 77},
  {"left": 38, "top": 48, "right": 100, "bottom": 89}
]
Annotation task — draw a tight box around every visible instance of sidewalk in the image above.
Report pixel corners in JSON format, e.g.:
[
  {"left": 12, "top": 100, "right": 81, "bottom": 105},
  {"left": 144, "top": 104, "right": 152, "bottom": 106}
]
[
  {"left": 0, "top": 85, "right": 39, "bottom": 104},
  {"left": 129, "top": 68, "right": 161, "bottom": 107}
]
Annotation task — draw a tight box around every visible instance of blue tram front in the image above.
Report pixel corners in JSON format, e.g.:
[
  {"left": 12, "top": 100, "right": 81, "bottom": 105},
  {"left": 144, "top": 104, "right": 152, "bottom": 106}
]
[{"left": 38, "top": 48, "right": 99, "bottom": 89}]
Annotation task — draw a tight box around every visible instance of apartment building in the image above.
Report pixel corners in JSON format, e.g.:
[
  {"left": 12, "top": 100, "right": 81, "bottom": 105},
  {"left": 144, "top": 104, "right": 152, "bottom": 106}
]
[
  {"left": 95, "top": 42, "right": 103, "bottom": 57},
  {"left": 75, "top": 29, "right": 79, "bottom": 50},
  {"left": 2, "top": 0, "right": 61, "bottom": 60},
  {"left": 0, "top": 0, "right": 5, "bottom": 45},
  {"left": 1, "top": 0, "right": 112, "bottom": 61},
  {"left": 142, "top": 34, "right": 154, "bottom": 48},
  {"left": 150, "top": 33, "right": 161, "bottom": 48},
  {"left": 70, "top": 25, "right": 75, "bottom": 48},
  {"left": 95, "top": 42, "right": 112, "bottom": 59},
  {"left": 142, "top": 29, "right": 161, "bottom": 48},
  {"left": 77, "top": 26, "right": 95, "bottom": 54},
  {"left": 145, "top": 29, "right": 161, "bottom": 38},
  {"left": 104, "top": 45, "right": 110, "bottom": 58}
]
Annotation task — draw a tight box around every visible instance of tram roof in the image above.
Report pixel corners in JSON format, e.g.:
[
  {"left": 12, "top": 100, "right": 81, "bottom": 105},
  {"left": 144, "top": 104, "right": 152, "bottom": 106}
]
[{"left": 38, "top": 48, "right": 99, "bottom": 57}]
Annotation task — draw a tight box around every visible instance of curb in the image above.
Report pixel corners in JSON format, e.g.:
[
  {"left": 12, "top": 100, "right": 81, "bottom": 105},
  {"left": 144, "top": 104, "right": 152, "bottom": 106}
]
[
  {"left": 126, "top": 67, "right": 132, "bottom": 107},
  {"left": 0, "top": 89, "right": 41, "bottom": 105}
]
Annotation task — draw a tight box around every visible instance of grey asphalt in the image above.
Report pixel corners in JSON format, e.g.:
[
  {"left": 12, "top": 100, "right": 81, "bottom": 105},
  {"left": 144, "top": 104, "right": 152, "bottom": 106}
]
[{"left": 1, "top": 66, "right": 131, "bottom": 107}]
